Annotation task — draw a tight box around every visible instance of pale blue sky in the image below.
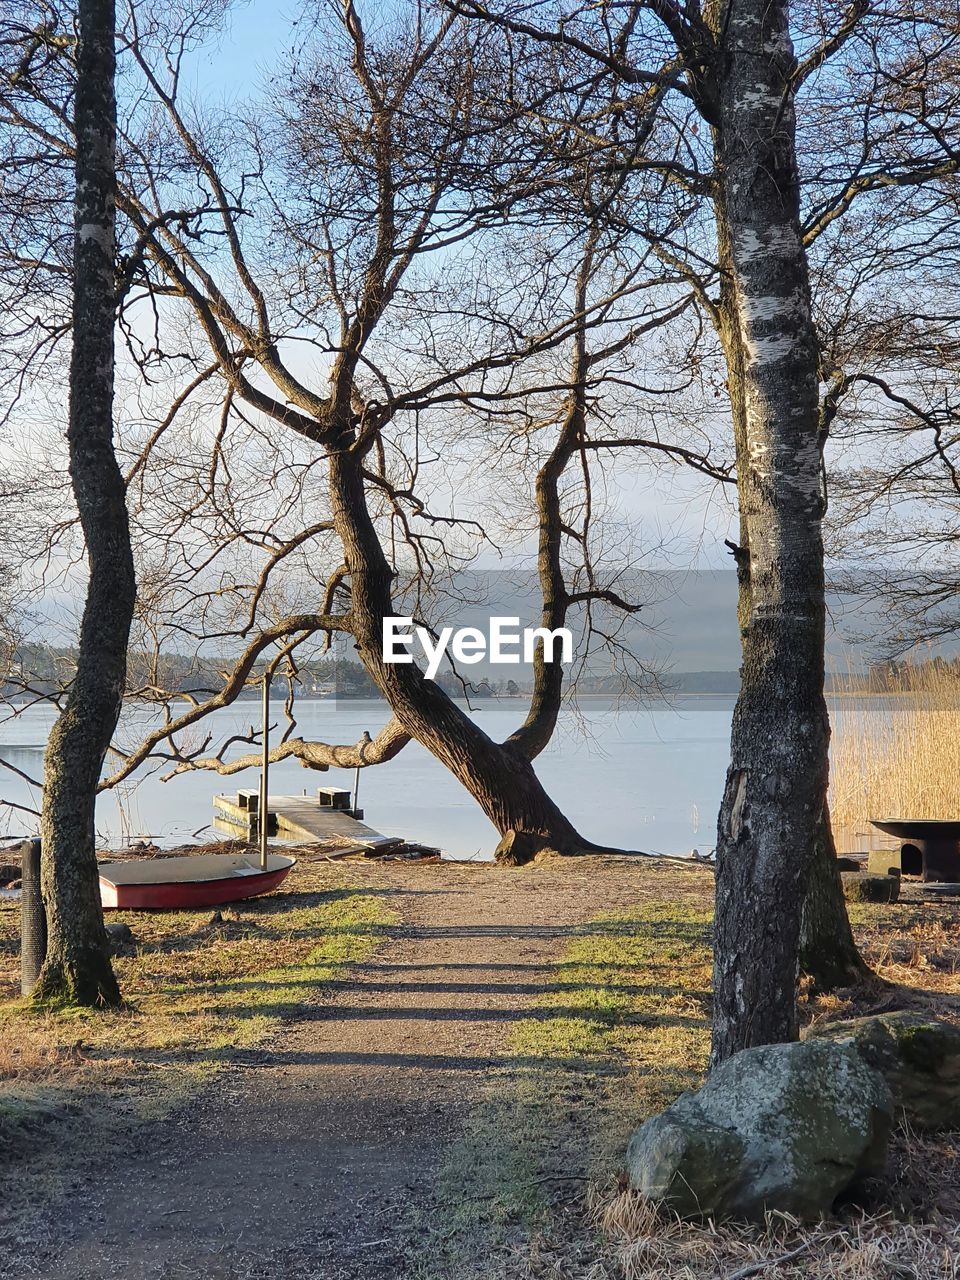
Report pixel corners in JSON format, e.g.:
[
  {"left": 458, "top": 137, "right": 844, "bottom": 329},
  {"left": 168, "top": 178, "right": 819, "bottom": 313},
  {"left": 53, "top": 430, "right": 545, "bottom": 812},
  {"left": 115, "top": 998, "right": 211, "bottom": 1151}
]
[{"left": 180, "top": 2, "right": 296, "bottom": 104}]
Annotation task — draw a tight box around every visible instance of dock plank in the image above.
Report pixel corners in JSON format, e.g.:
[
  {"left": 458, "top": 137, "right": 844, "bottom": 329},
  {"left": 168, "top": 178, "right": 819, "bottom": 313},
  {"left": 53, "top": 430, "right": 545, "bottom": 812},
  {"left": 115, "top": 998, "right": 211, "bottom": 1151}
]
[{"left": 214, "top": 794, "right": 403, "bottom": 851}]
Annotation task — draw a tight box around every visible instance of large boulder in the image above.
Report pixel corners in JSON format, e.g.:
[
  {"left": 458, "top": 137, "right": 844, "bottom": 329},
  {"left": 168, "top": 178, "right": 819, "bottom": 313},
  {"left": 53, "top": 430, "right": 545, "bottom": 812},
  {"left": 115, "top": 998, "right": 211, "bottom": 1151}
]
[
  {"left": 625, "top": 1039, "right": 892, "bottom": 1221},
  {"left": 842, "top": 872, "right": 900, "bottom": 904},
  {"left": 104, "top": 921, "right": 136, "bottom": 956},
  {"left": 806, "top": 1011, "right": 960, "bottom": 1131}
]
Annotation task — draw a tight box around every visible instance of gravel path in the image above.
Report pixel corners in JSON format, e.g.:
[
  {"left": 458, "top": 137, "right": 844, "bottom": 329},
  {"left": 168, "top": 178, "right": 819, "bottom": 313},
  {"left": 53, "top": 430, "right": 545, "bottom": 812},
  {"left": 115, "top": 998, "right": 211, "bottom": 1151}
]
[{"left": 10, "top": 859, "right": 656, "bottom": 1280}]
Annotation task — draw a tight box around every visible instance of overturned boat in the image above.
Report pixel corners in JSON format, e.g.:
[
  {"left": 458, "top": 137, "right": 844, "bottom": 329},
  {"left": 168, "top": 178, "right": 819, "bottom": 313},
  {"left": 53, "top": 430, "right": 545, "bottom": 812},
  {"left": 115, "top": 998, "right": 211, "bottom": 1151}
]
[{"left": 97, "top": 851, "right": 296, "bottom": 911}]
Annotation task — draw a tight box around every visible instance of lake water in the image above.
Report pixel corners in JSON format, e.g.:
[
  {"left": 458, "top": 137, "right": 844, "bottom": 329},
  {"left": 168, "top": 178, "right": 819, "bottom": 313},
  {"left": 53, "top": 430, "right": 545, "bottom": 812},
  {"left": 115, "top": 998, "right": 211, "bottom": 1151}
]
[{"left": 0, "top": 696, "right": 737, "bottom": 858}]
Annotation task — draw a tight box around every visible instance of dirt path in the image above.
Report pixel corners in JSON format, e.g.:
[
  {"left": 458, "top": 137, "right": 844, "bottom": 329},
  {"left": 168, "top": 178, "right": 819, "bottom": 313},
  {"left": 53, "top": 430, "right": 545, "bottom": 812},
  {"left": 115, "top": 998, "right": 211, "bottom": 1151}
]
[{"left": 15, "top": 859, "right": 652, "bottom": 1280}]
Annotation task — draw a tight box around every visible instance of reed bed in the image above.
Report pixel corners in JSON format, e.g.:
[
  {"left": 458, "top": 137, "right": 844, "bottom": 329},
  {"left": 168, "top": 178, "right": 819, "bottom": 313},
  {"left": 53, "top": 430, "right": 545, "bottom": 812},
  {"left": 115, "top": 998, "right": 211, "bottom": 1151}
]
[{"left": 829, "top": 662, "right": 960, "bottom": 844}]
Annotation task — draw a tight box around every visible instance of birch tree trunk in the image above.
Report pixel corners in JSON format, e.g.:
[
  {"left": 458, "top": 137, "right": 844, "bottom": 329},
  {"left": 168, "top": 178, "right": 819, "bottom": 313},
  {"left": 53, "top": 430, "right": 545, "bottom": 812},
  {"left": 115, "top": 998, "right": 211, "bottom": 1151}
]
[
  {"left": 707, "top": 0, "right": 832, "bottom": 1062},
  {"left": 34, "top": 0, "right": 134, "bottom": 1006},
  {"left": 719, "top": 271, "right": 866, "bottom": 995}
]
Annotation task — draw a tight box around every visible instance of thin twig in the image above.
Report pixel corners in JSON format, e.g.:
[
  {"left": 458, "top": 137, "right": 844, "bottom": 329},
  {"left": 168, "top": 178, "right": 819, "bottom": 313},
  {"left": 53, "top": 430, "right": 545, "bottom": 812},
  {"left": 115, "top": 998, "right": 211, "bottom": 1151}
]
[
  {"left": 0, "top": 797, "right": 41, "bottom": 818},
  {"left": 438, "top": 1174, "right": 589, "bottom": 1207},
  {"left": 724, "top": 1240, "right": 814, "bottom": 1280}
]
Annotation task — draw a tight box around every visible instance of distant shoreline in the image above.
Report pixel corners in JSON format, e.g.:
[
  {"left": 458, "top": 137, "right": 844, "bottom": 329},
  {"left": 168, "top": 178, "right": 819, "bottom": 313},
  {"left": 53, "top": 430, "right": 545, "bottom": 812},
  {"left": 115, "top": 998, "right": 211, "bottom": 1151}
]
[{"left": 4, "top": 686, "right": 949, "bottom": 714}]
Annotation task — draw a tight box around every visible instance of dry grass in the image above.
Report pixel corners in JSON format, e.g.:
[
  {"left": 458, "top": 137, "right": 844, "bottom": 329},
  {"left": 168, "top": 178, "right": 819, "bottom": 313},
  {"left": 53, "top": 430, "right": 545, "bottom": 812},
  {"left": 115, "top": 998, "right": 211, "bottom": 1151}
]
[
  {"left": 0, "top": 848, "right": 396, "bottom": 1143},
  {"left": 592, "top": 933, "right": 959, "bottom": 1278},
  {"left": 830, "top": 662, "right": 960, "bottom": 841},
  {"left": 806, "top": 897, "right": 960, "bottom": 1027},
  {"left": 592, "top": 1180, "right": 960, "bottom": 1279},
  {"left": 483, "top": 889, "right": 960, "bottom": 1280}
]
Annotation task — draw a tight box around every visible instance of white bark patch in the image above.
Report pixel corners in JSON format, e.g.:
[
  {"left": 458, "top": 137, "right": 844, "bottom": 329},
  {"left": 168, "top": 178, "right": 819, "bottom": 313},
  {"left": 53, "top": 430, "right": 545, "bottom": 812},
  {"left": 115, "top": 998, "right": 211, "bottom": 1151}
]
[
  {"left": 78, "top": 222, "right": 111, "bottom": 250},
  {"left": 753, "top": 334, "right": 797, "bottom": 361},
  {"left": 735, "top": 88, "right": 782, "bottom": 110},
  {"left": 747, "top": 442, "right": 771, "bottom": 472},
  {"left": 736, "top": 226, "right": 798, "bottom": 257},
  {"left": 738, "top": 291, "right": 802, "bottom": 323},
  {"left": 786, "top": 435, "right": 823, "bottom": 498},
  {"left": 742, "top": 334, "right": 797, "bottom": 365},
  {"left": 730, "top": 770, "right": 749, "bottom": 840}
]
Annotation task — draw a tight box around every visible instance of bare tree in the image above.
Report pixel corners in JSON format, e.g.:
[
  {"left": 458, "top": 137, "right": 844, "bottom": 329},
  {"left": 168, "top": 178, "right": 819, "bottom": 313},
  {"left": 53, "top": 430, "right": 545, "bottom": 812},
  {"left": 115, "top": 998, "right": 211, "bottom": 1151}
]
[
  {"left": 0, "top": 3, "right": 713, "bottom": 860},
  {"left": 26, "top": 0, "right": 134, "bottom": 1004},
  {"left": 447, "top": 0, "right": 835, "bottom": 1054},
  {"left": 446, "top": 0, "right": 958, "bottom": 1053}
]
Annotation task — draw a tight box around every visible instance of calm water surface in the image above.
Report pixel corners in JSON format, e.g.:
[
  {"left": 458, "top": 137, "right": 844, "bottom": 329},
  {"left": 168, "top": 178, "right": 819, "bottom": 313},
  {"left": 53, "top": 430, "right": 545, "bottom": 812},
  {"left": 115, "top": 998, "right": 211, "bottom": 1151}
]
[{"left": 0, "top": 696, "right": 737, "bottom": 858}]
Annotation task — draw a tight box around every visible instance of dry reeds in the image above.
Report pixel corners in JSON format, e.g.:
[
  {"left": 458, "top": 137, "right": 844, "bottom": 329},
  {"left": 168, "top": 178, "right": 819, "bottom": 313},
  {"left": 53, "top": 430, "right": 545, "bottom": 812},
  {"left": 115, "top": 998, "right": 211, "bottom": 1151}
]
[{"left": 830, "top": 661, "right": 960, "bottom": 845}]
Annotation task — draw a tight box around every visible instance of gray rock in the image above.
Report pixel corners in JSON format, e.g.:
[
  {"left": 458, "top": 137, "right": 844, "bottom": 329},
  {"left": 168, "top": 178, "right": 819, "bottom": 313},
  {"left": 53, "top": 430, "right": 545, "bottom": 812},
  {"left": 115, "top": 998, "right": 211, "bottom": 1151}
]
[
  {"left": 807, "top": 1011, "right": 960, "bottom": 1131},
  {"left": 104, "top": 922, "right": 135, "bottom": 955},
  {"left": 625, "top": 1039, "right": 892, "bottom": 1221},
  {"left": 836, "top": 856, "right": 864, "bottom": 872},
  {"left": 842, "top": 873, "right": 900, "bottom": 903}
]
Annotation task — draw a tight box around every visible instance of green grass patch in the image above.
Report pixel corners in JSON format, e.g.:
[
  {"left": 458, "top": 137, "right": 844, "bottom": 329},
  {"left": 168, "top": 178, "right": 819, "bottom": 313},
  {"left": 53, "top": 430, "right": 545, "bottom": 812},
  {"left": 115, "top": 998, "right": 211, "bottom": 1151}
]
[
  {"left": 420, "top": 901, "right": 713, "bottom": 1279},
  {"left": 0, "top": 874, "right": 397, "bottom": 1133},
  {"left": 511, "top": 905, "right": 712, "bottom": 1095}
]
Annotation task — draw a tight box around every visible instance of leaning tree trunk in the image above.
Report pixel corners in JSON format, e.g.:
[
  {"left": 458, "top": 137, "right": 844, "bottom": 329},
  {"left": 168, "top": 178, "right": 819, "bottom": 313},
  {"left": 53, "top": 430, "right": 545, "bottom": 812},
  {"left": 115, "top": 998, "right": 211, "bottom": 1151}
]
[
  {"left": 34, "top": 0, "right": 135, "bottom": 1007},
  {"left": 327, "top": 446, "right": 586, "bottom": 857},
  {"left": 708, "top": 0, "right": 832, "bottom": 1064}
]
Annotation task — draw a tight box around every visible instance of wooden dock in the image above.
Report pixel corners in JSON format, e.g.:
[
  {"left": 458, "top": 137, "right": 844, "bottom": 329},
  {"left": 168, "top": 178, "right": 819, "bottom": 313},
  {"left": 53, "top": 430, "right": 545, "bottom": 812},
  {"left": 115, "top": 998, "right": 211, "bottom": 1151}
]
[{"left": 213, "top": 788, "right": 403, "bottom": 854}]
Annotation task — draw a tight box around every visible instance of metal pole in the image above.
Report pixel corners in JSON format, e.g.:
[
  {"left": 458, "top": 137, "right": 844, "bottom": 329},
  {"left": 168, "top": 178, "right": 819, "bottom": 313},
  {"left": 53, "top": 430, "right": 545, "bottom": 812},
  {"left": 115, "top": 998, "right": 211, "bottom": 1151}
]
[
  {"left": 259, "top": 670, "right": 271, "bottom": 870},
  {"left": 353, "top": 764, "right": 361, "bottom": 817}
]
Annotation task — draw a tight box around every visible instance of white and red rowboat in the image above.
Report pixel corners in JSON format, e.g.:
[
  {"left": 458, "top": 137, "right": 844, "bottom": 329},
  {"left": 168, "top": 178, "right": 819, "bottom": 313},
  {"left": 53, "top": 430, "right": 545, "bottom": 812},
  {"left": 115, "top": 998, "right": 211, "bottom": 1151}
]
[{"left": 97, "top": 852, "right": 296, "bottom": 911}]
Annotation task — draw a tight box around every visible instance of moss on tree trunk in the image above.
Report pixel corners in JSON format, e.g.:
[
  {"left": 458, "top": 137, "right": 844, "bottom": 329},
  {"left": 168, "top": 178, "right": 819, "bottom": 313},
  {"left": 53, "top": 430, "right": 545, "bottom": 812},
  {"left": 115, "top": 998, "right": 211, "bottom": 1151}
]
[{"left": 800, "top": 813, "right": 871, "bottom": 989}]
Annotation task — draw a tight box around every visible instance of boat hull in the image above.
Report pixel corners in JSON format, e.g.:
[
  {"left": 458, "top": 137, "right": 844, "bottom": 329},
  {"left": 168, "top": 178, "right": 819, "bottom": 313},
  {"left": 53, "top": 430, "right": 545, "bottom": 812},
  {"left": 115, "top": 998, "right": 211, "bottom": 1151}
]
[{"left": 98, "top": 853, "right": 296, "bottom": 910}]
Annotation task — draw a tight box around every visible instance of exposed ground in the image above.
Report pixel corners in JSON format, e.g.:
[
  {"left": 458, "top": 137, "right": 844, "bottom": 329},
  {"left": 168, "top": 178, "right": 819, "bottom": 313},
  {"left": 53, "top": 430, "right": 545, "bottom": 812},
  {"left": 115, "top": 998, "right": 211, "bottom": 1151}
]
[{"left": 1, "top": 852, "right": 959, "bottom": 1279}]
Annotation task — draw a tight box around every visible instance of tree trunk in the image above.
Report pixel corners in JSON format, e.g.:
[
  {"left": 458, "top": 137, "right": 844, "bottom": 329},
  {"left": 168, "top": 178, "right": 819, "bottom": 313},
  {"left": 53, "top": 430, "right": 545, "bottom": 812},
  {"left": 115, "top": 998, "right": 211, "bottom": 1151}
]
[
  {"left": 34, "top": 0, "right": 134, "bottom": 1007},
  {"left": 707, "top": 0, "right": 831, "bottom": 1064},
  {"left": 719, "top": 281, "right": 866, "bottom": 996},
  {"left": 327, "top": 446, "right": 586, "bottom": 858},
  {"left": 800, "top": 810, "right": 870, "bottom": 989}
]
